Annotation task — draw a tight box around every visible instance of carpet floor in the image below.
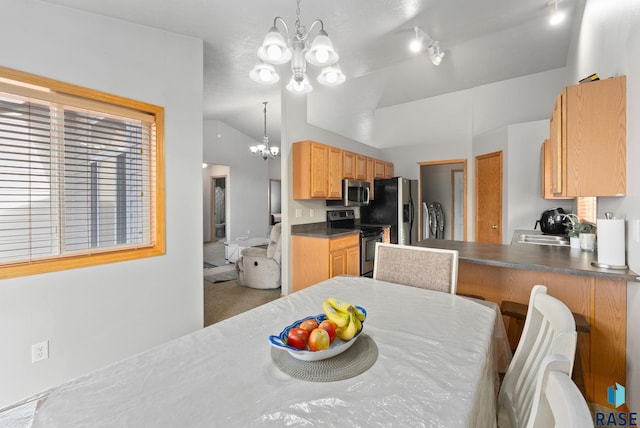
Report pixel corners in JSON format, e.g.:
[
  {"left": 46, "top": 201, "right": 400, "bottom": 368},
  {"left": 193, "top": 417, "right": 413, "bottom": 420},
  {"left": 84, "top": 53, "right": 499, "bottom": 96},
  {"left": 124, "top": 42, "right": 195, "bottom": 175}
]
[
  {"left": 203, "top": 264, "right": 238, "bottom": 283},
  {"left": 203, "top": 279, "right": 280, "bottom": 326}
]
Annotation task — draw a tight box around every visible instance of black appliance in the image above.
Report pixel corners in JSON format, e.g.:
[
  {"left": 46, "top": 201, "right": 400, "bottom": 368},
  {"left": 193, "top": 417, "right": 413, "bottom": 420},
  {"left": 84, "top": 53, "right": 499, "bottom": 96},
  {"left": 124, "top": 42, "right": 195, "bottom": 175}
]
[
  {"left": 535, "top": 207, "right": 567, "bottom": 235},
  {"left": 360, "top": 177, "right": 419, "bottom": 245},
  {"left": 326, "top": 209, "right": 384, "bottom": 277},
  {"left": 326, "top": 179, "right": 370, "bottom": 207}
]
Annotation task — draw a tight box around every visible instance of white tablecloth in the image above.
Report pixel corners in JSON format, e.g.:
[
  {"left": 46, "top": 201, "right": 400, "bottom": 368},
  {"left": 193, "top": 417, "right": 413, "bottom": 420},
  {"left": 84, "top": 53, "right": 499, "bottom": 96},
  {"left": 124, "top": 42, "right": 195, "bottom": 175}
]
[{"left": 4, "top": 275, "right": 498, "bottom": 427}]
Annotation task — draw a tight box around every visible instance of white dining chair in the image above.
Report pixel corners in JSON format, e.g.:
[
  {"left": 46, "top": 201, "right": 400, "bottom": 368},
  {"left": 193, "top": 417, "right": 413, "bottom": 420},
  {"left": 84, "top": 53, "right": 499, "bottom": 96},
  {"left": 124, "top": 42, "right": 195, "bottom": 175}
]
[
  {"left": 497, "top": 285, "right": 577, "bottom": 428},
  {"left": 526, "top": 354, "right": 594, "bottom": 428},
  {"left": 372, "top": 242, "right": 458, "bottom": 294}
]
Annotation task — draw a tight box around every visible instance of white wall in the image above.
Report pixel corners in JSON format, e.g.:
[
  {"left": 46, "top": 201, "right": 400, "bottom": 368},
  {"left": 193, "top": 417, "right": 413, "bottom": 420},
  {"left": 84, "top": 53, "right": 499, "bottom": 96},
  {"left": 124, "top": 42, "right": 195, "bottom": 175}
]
[
  {"left": 203, "top": 120, "right": 276, "bottom": 242},
  {"left": 505, "top": 121, "right": 574, "bottom": 242},
  {"left": 377, "top": 69, "right": 568, "bottom": 241},
  {"left": 567, "top": 0, "right": 640, "bottom": 410},
  {"left": 0, "top": 1, "right": 203, "bottom": 408}
]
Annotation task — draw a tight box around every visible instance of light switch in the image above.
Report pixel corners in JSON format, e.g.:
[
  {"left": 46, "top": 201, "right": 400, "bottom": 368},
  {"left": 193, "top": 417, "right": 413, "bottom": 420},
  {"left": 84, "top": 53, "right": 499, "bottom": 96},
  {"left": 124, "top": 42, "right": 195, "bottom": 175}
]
[{"left": 295, "top": 208, "right": 302, "bottom": 218}]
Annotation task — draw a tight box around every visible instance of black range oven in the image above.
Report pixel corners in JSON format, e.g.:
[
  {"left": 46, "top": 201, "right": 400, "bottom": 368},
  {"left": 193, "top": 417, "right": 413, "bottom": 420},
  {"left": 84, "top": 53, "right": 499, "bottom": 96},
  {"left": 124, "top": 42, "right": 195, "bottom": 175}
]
[{"left": 327, "top": 209, "right": 385, "bottom": 277}]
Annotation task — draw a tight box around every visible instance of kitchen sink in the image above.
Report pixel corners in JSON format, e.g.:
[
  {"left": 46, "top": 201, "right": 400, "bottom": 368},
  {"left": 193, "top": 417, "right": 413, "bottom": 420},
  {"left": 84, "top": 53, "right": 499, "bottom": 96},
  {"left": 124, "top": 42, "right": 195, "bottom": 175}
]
[{"left": 515, "top": 234, "right": 569, "bottom": 246}]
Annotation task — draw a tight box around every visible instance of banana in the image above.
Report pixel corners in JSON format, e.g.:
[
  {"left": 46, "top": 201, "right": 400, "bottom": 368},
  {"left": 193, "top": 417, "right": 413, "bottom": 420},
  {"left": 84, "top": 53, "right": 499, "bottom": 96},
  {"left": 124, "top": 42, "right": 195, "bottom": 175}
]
[
  {"left": 352, "top": 311, "right": 362, "bottom": 332},
  {"left": 322, "top": 300, "right": 350, "bottom": 328},
  {"left": 336, "top": 311, "right": 358, "bottom": 341},
  {"left": 326, "top": 297, "right": 352, "bottom": 313},
  {"left": 327, "top": 297, "right": 366, "bottom": 322}
]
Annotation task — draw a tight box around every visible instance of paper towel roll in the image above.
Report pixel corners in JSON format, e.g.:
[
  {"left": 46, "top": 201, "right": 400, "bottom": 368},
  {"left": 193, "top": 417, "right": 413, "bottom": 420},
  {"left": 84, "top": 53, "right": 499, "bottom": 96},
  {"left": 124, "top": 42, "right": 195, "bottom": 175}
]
[{"left": 597, "top": 218, "right": 625, "bottom": 267}]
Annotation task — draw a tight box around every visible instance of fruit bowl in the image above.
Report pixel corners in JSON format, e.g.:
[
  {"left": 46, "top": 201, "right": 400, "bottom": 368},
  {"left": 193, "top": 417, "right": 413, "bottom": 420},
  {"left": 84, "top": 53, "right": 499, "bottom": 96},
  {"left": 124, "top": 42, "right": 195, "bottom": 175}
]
[{"left": 268, "top": 306, "right": 366, "bottom": 362}]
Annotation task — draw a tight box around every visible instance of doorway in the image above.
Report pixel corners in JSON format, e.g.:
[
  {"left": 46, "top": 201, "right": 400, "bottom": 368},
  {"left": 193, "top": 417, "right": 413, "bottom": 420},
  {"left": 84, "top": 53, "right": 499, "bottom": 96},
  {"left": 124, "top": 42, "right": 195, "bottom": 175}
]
[
  {"left": 419, "top": 159, "right": 467, "bottom": 241},
  {"left": 475, "top": 151, "right": 503, "bottom": 244},
  {"left": 269, "top": 179, "right": 281, "bottom": 226},
  {"left": 211, "top": 176, "right": 227, "bottom": 241}
]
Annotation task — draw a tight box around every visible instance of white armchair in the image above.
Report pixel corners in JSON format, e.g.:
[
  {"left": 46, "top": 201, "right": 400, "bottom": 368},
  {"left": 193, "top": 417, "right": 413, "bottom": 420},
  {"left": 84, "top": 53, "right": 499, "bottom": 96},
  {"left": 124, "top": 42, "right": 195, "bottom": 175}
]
[{"left": 236, "top": 223, "right": 281, "bottom": 289}]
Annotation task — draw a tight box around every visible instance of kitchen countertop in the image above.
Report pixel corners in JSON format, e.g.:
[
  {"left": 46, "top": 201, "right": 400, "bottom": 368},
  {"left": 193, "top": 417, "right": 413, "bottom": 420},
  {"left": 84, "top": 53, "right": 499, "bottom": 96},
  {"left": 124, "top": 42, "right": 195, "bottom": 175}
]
[
  {"left": 291, "top": 221, "right": 390, "bottom": 239},
  {"left": 415, "top": 239, "right": 638, "bottom": 282},
  {"left": 291, "top": 222, "right": 360, "bottom": 238}
]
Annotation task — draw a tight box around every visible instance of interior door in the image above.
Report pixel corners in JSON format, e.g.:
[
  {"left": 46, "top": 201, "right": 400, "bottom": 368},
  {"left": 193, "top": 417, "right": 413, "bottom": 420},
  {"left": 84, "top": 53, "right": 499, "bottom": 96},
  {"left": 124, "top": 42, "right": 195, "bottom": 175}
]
[{"left": 475, "top": 151, "right": 503, "bottom": 244}]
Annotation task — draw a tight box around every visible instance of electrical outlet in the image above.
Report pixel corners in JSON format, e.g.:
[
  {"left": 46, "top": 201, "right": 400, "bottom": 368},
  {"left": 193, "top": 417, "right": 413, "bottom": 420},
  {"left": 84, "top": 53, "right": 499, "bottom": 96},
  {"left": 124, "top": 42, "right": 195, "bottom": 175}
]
[
  {"left": 295, "top": 208, "right": 302, "bottom": 218},
  {"left": 32, "top": 340, "right": 49, "bottom": 363},
  {"left": 309, "top": 209, "right": 314, "bottom": 217}
]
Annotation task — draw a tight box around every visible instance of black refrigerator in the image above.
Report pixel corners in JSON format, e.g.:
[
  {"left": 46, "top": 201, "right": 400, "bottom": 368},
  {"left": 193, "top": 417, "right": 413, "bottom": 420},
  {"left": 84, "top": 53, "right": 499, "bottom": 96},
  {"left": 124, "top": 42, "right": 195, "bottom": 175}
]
[{"left": 360, "top": 177, "right": 419, "bottom": 245}]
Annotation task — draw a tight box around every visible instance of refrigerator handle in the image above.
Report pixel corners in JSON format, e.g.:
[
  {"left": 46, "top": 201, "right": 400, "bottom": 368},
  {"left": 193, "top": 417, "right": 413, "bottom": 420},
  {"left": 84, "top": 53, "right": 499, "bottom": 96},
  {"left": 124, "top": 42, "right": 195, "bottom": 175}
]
[{"left": 408, "top": 199, "right": 414, "bottom": 226}]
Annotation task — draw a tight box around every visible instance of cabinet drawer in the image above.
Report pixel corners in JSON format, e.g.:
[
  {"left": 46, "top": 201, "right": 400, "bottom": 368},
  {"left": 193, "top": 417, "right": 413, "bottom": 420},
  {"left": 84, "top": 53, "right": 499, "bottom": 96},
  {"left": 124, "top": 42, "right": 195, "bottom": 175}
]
[{"left": 329, "top": 234, "right": 359, "bottom": 252}]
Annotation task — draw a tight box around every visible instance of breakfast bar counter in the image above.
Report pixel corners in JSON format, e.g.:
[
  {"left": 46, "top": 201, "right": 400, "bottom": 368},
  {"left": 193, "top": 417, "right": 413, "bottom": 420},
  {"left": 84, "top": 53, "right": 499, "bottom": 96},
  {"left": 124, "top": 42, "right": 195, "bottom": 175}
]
[
  {"left": 415, "top": 238, "right": 638, "bottom": 281},
  {"left": 415, "top": 238, "right": 635, "bottom": 407}
]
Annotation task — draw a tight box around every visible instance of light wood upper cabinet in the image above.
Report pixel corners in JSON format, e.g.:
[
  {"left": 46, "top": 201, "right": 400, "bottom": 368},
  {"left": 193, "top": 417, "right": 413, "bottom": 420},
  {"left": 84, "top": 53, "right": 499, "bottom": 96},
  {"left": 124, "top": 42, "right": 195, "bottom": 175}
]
[
  {"left": 541, "top": 139, "right": 572, "bottom": 199},
  {"left": 374, "top": 160, "right": 385, "bottom": 178},
  {"left": 293, "top": 140, "right": 394, "bottom": 200},
  {"left": 293, "top": 140, "right": 334, "bottom": 199},
  {"left": 547, "top": 76, "right": 626, "bottom": 198},
  {"left": 384, "top": 162, "right": 394, "bottom": 178},
  {"left": 343, "top": 151, "right": 356, "bottom": 179},
  {"left": 549, "top": 92, "right": 564, "bottom": 195},
  {"left": 328, "top": 146, "right": 343, "bottom": 199},
  {"left": 355, "top": 155, "right": 367, "bottom": 181}
]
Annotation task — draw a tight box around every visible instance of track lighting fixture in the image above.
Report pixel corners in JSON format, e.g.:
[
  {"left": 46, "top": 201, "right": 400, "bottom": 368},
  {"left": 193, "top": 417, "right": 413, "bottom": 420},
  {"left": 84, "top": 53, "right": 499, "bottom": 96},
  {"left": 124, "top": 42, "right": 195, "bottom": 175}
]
[
  {"left": 549, "top": 0, "right": 566, "bottom": 25},
  {"left": 409, "top": 26, "right": 445, "bottom": 66}
]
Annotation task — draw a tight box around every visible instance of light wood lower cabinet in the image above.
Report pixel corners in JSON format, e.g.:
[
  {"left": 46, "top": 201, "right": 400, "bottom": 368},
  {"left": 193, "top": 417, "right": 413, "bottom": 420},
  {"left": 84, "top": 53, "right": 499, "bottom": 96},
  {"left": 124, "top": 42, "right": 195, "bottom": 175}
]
[
  {"left": 383, "top": 226, "right": 390, "bottom": 244},
  {"left": 292, "top": 233, "right": 360, "bottom": 291}
]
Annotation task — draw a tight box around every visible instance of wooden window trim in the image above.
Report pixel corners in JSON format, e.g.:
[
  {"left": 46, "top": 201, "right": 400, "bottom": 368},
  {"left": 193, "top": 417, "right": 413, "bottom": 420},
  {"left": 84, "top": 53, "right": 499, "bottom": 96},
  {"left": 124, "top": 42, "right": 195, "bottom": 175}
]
[{"left": 0, "top": 66, "right": 165, "bottom": 280}]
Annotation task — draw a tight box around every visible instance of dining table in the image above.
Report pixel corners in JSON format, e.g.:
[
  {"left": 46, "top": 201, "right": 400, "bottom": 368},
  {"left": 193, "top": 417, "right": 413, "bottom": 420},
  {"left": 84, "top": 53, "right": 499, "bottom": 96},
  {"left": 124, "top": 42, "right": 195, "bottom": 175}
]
[{"left": 1, "top": 275, "right": 501, "bottom": 427}]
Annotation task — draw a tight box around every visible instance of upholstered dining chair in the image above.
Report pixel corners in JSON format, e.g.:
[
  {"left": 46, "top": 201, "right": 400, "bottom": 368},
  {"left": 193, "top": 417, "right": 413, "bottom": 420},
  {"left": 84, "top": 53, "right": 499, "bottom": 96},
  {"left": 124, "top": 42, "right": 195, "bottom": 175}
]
[
  {"left": 497, "top": 285, "right": 577, "bottom": 428},
  {"left": 526, "top": 354, "right": 594, "bottom": 428},
  {"left": 372, "top": 242, "right": 458, "bottom": 294}
]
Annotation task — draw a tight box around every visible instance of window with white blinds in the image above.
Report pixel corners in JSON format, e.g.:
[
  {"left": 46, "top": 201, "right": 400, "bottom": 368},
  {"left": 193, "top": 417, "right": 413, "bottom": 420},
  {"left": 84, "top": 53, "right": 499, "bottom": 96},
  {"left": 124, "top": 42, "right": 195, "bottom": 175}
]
[{"left": 0, "top": 67, "right": 164, "bottom": 279}]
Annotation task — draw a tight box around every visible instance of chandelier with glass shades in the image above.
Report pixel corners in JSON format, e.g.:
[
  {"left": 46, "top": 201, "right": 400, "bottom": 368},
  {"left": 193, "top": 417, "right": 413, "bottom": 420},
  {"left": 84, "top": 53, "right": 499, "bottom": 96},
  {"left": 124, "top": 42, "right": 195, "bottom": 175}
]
[
  {"left": 250, "top": 102, "right": 280, "bottom": 160},
  {"left": 249, "top": 0, "right": 345, "bottom": 94}
]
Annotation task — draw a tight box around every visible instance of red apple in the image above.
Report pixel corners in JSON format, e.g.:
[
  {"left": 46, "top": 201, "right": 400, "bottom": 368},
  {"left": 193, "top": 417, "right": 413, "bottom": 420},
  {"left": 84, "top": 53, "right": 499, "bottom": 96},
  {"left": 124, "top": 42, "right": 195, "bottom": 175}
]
[
  {"left": 299, "top": 319, "right": 319, "bottom": 333},
  {"left": 318, "top": 320, "right": 337, "bottom": 343},
  {"left": 287, "top": 327, "right": 309, "bottom": 350},
  {"left": 307, "top": 328, "right": 330, "bottom": 351}
]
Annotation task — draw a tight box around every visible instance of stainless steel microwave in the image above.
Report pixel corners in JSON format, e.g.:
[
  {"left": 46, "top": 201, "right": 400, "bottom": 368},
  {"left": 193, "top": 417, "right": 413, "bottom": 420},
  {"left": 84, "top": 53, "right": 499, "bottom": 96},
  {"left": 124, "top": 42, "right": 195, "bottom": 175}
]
[{"left": 342, "top": 179, "right": 370, "bottom": 206}]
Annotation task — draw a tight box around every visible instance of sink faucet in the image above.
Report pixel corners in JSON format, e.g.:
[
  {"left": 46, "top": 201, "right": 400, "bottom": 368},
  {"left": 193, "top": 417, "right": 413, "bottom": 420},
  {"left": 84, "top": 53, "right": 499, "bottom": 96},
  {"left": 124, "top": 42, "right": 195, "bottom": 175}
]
[{"left": 562, "top": 213, "right": 579, "bottom": 225}]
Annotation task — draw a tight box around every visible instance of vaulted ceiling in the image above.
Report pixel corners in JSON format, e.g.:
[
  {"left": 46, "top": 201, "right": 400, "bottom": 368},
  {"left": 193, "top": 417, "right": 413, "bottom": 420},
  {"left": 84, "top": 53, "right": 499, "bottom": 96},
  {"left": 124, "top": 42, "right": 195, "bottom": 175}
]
[{"left": 41, "top": 0, "right": 583, "bottom": 146}]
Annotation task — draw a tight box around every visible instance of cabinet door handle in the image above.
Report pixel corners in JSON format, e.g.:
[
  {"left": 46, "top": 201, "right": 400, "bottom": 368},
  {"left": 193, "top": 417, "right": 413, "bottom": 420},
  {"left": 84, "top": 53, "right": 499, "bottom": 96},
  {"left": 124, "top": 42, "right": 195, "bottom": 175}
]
[{"left": 491, "top": 225, "right": 498, "bottom": 229}]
